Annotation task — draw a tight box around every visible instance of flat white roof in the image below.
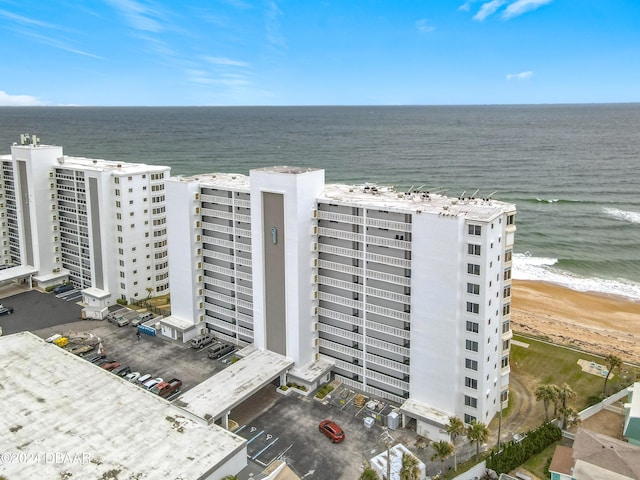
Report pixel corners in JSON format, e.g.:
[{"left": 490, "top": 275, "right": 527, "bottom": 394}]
[
  {"left": 321, "top": 183, "right": 515, "bottom": 221},
  {"left": 0, "top": 265, "right": 38, "bottom": 282},
  {"left": 627, "top": 382, "right": 640, "bottom": 418},
  {"left": 0, "top": 332, "right": 246, "bottom": 479},
  {"left": 170, "top": 172, "right": 251, "bottom": 191},
  {"left": 175, "top": 349, "right": 294, "bottom": 423},
  {"left": 160, "top": 314, "right": 198, "bottom": 332},
  {"left": 59, "top": 155, "right": 169, "bottom": 175},
  {"left": 399, "top": 398, "right": 452, "bottom": 427}
]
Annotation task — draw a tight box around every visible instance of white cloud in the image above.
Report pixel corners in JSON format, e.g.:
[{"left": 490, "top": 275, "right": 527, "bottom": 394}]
[
  {"left": 265, "top": 1, "right": 286, "bottom": 50},
  {"left": 503, "top": 0, "right": 553, "bottom": 19},
  {"left": 416, "top": 19, "right": 435, "bottom": 33},
  {"left": 0, "top": 8, "right": 63, "bottom": 30},
  {"left": 473, "top": 0, "right": 507, "bottom": 21},
  {"left": 204, "top": 56, "right": 249, "bottom": 67},
  {"left": 105, "top": 0, "right": 165, "bottom": 32},
  {"left": 458, "top": 2, "right": 472, "bottom": 12},
  {"left": 0, "top": 91, "right": 46, "bottom": 106},
  {"left": 506, "top": 71, "right": 533, "bottom": 80}
]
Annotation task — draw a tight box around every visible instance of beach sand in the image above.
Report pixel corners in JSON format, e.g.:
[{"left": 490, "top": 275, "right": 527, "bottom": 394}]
[{"left": 511, "top": 280, "right": 640, "bottom": 364}]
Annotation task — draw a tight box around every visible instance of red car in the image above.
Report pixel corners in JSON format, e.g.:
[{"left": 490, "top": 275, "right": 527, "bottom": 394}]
[
  {"left": 319, "top": 420, "right": 345, "bottom": 443},
  {"left": 101, "top": 361, "right": 121, "bottom": 371}
]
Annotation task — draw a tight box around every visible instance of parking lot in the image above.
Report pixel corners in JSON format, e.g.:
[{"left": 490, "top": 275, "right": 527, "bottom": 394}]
[{"left": 0, "top": 287, "right": 444, "bottom": 480}]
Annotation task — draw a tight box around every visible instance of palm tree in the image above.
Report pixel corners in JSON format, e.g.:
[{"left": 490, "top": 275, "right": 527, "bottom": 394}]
[
  {"left": 221, "top": 476, "right": 238, "bottom": 480},
  {"left": 466, "top": 421, "right": 490, "bottom": 461},
  {"left": 400, "top": 452, "right": 421, "bottom": 480},
  {"left": 466, "top": 420, "right": 489, "bottom": 460},
  {"left": 359, "top": 465, "right": 381, "bottom": 480},
  {"left": 431, "top": 440, "right": 454, "bottom": 476},
  {"left": 603, "top": 354, "right": 623, "bottom": 396},
  {"left": 560, "top": 406, "right": 581, "bottom": 429},
  {"left": 535, "top": 384, "right": 557, "bottom": 422},
  {"left": 556, "top": 384, "right": 577, "bottom": 429},
  {"left": 446, "top": 416, "right": 465, "bottom": 471}
]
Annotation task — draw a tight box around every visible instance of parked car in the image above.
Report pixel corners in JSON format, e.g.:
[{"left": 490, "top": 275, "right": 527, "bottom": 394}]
[
  {"left": 150, "top": 378, "right": 182, "bottom": 398},
  {"left": 190, "top": 332, "right": 215, "bottom": 349},
  {"left": 319, "top": 420, "right": 345, "bottom": 443},
  {"left": 115, "top": 317, "right": 130, "bottom": 327},
  {"left": 53, "top": 283, "right": 74, "bottom": 294},
  {"left": 136, "top": 374, "right": 153, "bottom": 385},
  {"left": 131, "top": 312, "right": 154, "bottom": 327},
  {"left": 125, "top": 372, "right": 141, "bottom": 383},
  {"left": 69, "top": 344, "right": 94, "bottom": 356},
  {"left": 101, "top": 361, "right": 121, "bottom": 371},
  {"left": 111, "top": 365, "right": 130, "bottom": 376},
  {"left": 207, "top": 341, "right": 234, "bottom": 359},
  {"left": 0, "top": 305, "right": 14, "bottom": 316},
  {"left": 142, "top": 377, "right": 163, "bottom": 390},
  {"left": 83, "top": 353, "right": 105, "bottom": 363}
]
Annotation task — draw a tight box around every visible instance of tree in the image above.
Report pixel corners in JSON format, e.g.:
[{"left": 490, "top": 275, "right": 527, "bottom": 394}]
[
  {"left": 359, "top": 465, "right": 381, "bottom": 480},
  {"left": 560, "top": 406, "right": 581, "bottom": 430},
  {"left": 535, "top": 384, "right": 557, "bottom": 422},
  {"left": 466, "top": 421, "right": 490, "bottom": 461},
  {"left": 221, "top": 476, "right": 238, "bottom": 480},
  {"left": 430, "top": 440, "right": 454, "bottom": 476},
  {"left": 603, "top": 354, "right": 623, "bottom": 396},
  {"left": 399, "top": 452, "right": 421, "bottom": 480},
  {"left": 446, "top": 416, "right": 465, "bottom": 471},
  {"left": 556, "top": 384, "right": 577, "bottom": 429}
]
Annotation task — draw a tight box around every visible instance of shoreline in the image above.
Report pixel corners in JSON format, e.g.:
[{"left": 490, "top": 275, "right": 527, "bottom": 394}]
[{"left": 511, "top": 279, "right": 640, "bottom": 364}]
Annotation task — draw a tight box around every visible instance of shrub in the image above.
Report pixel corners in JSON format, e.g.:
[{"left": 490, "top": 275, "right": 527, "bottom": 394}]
[
  {"left": 315, "top": 384, "right": 335, "bottom": 399},
  {"left": 486, "top": 422, "right": 562, "bottom": 474},
  {"left": 116, "top": 298, "right": 128, "bottom": 306},
  {"left": 45, "top": 285, "right": 57, "bottom": 292}
]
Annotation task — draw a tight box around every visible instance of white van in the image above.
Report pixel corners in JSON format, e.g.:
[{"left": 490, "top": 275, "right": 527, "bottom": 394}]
[{"left": 190, "top": 332, "right": 215, "bottom": 349}]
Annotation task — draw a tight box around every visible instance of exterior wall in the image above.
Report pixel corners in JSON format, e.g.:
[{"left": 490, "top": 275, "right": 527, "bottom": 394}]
[
  {"left": 410, "top": 213, "right": 462, "bottom": 415},
  {"left": 9, "top": 145, "right": 61, "bottom": 273},
  {"left": 166, "top": 178, "right": 203, "bottom": 331},
  {"left": 250, "top": 168, "right": 325, "bottom": 367}
]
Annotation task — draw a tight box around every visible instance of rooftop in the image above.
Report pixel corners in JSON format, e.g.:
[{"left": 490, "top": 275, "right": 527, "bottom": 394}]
[
  {"left": 170, "top": 172, "right": 251, "bottom": 191},
  {"left": 0, "top": 332, "right": 246, "bottom": 479},
  {"left": 399, "top": 398, "right": 452, "bottom": 427},
  {"left": 175, "top": 348, "right": 294, "bottom": 424},
  {"left": 572, "top": 428, "right": 640, "bottom": 479},
  {"left": 321, "top": 183, "right": 515, "bottom": 221}
]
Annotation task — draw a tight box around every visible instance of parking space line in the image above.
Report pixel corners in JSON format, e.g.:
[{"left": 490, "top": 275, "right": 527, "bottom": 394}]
[
  {"left": 251, "top": 436, "right": 279, "bottom": 460},
  {"left": 235, "top": 424, "right": 247, "bottom": 434},
  {"left": 247, "top": 430, "right": 265, "bottom": 445}
]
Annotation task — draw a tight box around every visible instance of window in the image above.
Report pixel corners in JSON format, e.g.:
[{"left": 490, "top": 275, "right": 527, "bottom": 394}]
[
  {"left": 128, "top": 188, "right": 133, "bottom": 193},
  {"left": 467, "top": 283, "right": 480, "bottom": 295},
  {"left": 468, "top": 224, "right": 481, "bottom": 235},
  {"left": 114, "top": 177, "right": 119, "bottom": 184},
  {"left": 465, "top": 377, "right": 478, "bottom": 389},
  {"left": 467, "top": 244, "right": 481, "bottom": 255},
  {"left": 466, "top": 340, "right": 478, "bottom": 352},
  {"left": 115, "top": 189, "right": 120, "bottom": 196},
  {"left": 505, "top": 250, "right": 512, "bottom": 262},
  {"left": 466, "top": 321, "right": 479, "bottom": 333},
  {"left": 503, "top": 304, "right": 511, "bottom": 316},
  {"left": 466, "top": 302, "right": 479, "bottom": 314},
  {"left": 502, "top": 320, "right": 510, "bottom": 333},
  {"left": 504, "top": 268, "right": 512, "bottom": 281},
  {"left": 464, "top": 396, "right": 477, "bottom": 408},
  {"left": 501, "top": 356, "right": 509, "bottom": 368},
  {"left": 501, "top": 391, "right": 508, "bottom": 403},
  {"left": 467, "top": 264, "right": 480, "bottom": 275},
  {"left": 503, "top": 286, "right": 511, "bottom": 298},
  {"left": 464, "top": 414, "right": 476, "bottom": 424},
  {"left": 507, "top": 214, "right": 515, "bottom": 225},
  {"left": 503, "top": 340, "right": 510, "bottom": 350}
]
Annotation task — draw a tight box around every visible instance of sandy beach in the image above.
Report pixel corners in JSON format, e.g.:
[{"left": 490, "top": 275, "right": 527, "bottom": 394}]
[{"left": 511, "top": 280, "right": 640, "bottom": 364}]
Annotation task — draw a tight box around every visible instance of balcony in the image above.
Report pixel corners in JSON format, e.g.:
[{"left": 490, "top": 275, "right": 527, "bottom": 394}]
[
  {"left": 366, "top": 217, "right": 411, "bottom": 232},
  {"left": 318, "top": 259, "right": 363, "bottom": 276},
  {"left": 318, "top": 292, "right": 362, "bottom": 309},
  {"left": 365, "top": 320, "right": 410, "bottom": 339},
  {"left": 366, "top": 234, "right": 411, "bottom": 251},
  {"left": 317, "top": 210, "right": 364, "bottom": 225},
  {"left": 365, "top": 352, "right": 410, "bottom": 374},
  {"left": 318, "top": 323, "right": 363, "bottom": 343},
  {"left": 318, "top": 307, "right": 363, "bottom": 327},
  {"left": 318, "top": 227, "right": 363, "bottom": 243},
  {"left": 366, "top": 252, "right": 411, "bottom": 269},
  {"left": 318, "top": 243, "right": 364, "bottom": 260}
]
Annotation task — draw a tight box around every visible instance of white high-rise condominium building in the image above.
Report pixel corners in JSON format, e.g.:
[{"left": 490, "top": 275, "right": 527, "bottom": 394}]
[
  {"left": 165, "top": 166, "right": 516, "bottom": 437},
  {"left": 0, "top": 135, "right": 170, "bottom": 317}
]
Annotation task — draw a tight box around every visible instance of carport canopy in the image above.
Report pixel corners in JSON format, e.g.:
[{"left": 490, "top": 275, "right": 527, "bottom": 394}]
[{"left": 174, "top": 347, "right": 294, "bottom": 429}]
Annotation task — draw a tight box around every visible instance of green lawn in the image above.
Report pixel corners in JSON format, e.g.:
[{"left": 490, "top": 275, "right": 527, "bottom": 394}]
[{"left": 511, "top": 334, "right": 638, "bottom": 409}]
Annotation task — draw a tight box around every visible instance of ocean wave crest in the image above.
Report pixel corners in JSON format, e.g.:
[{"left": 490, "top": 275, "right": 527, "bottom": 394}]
[
  {"left": 512, "top": 253, "right": 640, "bottom": 301},
  {"left": 535, "top": 198, "right": 559, "bottom": 203},
  {"left": 603, "top": 207, "right": 640, "bottom": 225}
]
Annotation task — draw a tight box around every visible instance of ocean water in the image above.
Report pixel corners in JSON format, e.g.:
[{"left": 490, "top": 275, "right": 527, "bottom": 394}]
[{"left": 1, "top": 105, "right": 639, "bottom": 300}]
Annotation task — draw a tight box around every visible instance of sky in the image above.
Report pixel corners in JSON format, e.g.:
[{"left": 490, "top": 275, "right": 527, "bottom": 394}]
[{"left": 0, "top": 0, "right": 639, "bottom": 106}]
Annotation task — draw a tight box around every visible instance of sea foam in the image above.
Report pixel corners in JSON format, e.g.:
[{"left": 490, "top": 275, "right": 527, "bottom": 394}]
[
  {"left": 512, "top": 252, "right": 640, "bottom": 302},
  {"left": 603, "top": 207, "right": 640, "bottom": 225}
]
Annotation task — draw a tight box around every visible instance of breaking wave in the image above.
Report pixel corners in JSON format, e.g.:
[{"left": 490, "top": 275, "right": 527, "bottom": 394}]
[
  {"left": 512, "top": 252, "right": 640, "bottom": 301},
  {"left": 603, "top": 207, "right": 640, "bottom": 225}
]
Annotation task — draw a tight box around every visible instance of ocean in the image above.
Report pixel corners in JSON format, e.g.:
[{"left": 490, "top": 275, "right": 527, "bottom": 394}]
[{"left": 1, "top": 105, "right": 639, "bottom": 300}]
